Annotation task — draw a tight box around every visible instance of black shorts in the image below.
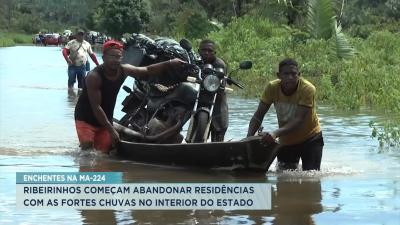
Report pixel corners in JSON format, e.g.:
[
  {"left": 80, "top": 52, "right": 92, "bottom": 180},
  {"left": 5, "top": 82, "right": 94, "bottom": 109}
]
[{"left": 277, "top": 132, "right": 324, "bottom": 171}]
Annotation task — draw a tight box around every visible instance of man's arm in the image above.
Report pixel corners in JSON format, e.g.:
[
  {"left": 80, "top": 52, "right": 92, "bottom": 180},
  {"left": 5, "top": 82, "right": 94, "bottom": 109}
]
[
  {"left": 86, "top": 72, "right": 119, "bottom": 143},
  {"left": 122, "top": 58, "right": 183, "bottom": 79},
  {"left": 247, "top": 101, "right": 271, "bottom": 137},
  {"left": 87, "top": 44, "right": 99, "bottom": 66},
  {"left": 62, "top": 48, "right": 72, "bottom": 65},
  {"left": 89, "top": 53, "right": 99, "bottom": 66}
]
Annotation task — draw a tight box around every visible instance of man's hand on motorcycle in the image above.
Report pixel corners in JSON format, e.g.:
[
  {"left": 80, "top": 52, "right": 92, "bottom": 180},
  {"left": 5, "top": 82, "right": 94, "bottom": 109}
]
[{"left": 168, "top": 58, "right": 186, "bottom": 67}]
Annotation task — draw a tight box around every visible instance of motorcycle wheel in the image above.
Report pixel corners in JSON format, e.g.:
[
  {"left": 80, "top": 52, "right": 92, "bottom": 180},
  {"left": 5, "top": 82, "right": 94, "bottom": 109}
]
[{"left": 193, "top": 111, "right": 209, "bottom": 143}]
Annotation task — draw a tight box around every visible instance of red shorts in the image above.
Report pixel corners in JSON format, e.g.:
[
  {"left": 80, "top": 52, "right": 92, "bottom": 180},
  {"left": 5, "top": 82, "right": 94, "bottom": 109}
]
[{"left": 75, "top": 120, "right": 111, "bottom": 153}]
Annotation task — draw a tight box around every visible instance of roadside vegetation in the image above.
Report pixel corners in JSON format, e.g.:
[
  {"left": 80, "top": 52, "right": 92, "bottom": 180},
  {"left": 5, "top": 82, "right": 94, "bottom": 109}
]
[
  {"left": 1, "top": 0, "right": 399, "bottom": 147},
  {"left": 0, "top": 31, "right": 32, "bottom": 47}
]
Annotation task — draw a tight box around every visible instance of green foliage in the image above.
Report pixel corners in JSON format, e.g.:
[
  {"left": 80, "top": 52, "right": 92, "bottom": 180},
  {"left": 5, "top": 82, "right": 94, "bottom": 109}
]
[
  {"left": 333, "top": 21, "right": 355, "bottom": 59},
  {"left": 207, "top": 16, "right": 292, "bottom": 97},
  {"left": 0, "top": 36, "right": 14, "bottom": 47},
  {"left": 10, "top": 33, "right": 32, "bottom": 43},
  {"left": 370, "top": 120, "right": 400, "bottom": 149},
  {"left": 277, "top": 0, "right": 292, "bottom": 6},
  {"left": 183, "top": 13, "right": 218, "bottom": 39},
  {"left": 95, "top": 0, "right": 150, "bottom": 38},
  {"left": 0, "top": 31, "right": 32, "bottom": 47},
  {"left": 11, "top": 11, "right": 41, "bottom": 34},
  {"left": 0, "top": 0, "right": 100, "bottom": 34},
  {"left": 147, "top": 0, "right": 217, "bottom": 39},
  {"left": 205, "top": 16, "right": 399, "bottom": 115},
  {"left": 304, "top": 0, "right": 355, "bottom": 59},
  {"left": 146, "top": 0, "right": 180, "bottom": 35},
  {"left": 341, "top": 0, "right": 400, "bottom": 38},
  {"left": 385, "top": 0, "right": 400, "bottom": 19},
  {"left": 306, "top": 0, "right": 335, "bottom": 39}
]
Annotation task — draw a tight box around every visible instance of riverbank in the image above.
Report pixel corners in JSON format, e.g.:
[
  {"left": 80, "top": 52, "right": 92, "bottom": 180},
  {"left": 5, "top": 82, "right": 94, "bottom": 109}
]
[{"left": 0, "top": 31, "right": 32, "bottom": 47}]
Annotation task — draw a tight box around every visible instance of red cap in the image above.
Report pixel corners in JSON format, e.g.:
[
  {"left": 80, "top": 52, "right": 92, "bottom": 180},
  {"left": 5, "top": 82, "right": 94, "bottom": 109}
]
[{"left": 103, "top": 40, "right": 123, "bottom": 54}]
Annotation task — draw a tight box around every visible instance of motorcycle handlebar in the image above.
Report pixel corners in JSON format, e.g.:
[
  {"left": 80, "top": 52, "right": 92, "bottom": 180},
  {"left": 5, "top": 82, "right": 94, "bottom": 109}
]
[
  {"left": 226, "top": 77, "right": 244, "bottom": 89},
  {"left": 122, "top": 85, "right": 132, "bottom": 93}
]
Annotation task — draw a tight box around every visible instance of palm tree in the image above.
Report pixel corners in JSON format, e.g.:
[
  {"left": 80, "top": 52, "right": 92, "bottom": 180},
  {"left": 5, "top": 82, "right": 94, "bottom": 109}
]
[{"left": 278, "top": 0, "right": 355, "bottom": 59}]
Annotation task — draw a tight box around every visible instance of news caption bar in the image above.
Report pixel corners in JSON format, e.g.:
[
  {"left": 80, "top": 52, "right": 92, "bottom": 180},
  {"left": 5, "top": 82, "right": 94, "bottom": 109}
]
[{"left": 16, "top": 172, "right": 271, "bottom": 210}]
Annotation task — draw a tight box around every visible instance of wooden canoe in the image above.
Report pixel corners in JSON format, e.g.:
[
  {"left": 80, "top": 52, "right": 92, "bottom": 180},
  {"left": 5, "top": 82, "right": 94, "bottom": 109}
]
[{"left": 117, "top": 136, "right": 279, "bottom": 172}]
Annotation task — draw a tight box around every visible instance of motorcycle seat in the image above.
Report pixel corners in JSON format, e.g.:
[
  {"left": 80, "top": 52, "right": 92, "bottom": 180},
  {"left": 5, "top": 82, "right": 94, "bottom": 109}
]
[{"left": 147, "top": 82, "right": 197, "bottom": 112}]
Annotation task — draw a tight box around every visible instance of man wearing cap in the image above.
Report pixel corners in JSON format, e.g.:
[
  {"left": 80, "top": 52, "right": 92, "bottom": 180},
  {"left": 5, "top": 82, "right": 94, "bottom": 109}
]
[
  {"left": 62, "top": 29, "right": 99, "bottom": 89},
  {"left": 74, "top": 40, "right": 185, "bottom": 153}
]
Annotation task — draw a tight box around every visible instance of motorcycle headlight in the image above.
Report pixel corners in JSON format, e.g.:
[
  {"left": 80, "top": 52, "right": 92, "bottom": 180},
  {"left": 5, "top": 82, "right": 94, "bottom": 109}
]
[{"left": 203, "top": 75, "right": 220, "bottom": 92}]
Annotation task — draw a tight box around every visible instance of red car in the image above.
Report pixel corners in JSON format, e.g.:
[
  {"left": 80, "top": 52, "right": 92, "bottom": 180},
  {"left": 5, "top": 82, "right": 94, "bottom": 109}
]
[{"left": 43, "top": 34, "right": 60, "bottom": 46}]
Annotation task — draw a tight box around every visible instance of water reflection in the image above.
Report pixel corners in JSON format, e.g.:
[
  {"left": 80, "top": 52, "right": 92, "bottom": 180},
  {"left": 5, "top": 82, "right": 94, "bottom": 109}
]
[
  {"left": 76, "top": 152, "right": 119, "bottom": 225},
  {"left": 208, "top": 174, "right": 324, "bottom": 225},
  {"left": 81, "top": 210, "right": 118, "bottom": 225},
  {"left": 67, "top": 88, "right": 80, "bottom": 109},
  {"left": 73, "top": 153, "right": 325, "bottom": 225},
  {"left": 271, "top": 178, "right": 322, "bottom": 225}
]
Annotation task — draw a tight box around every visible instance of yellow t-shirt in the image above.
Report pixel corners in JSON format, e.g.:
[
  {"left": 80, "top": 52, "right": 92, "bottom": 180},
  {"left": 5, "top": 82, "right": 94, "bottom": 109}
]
[
  {"left": 260, "top": 78, "right": 321, "bottom": 146},
  {"left": 65, "top": 39, "right": 93, "bottom": 66}
]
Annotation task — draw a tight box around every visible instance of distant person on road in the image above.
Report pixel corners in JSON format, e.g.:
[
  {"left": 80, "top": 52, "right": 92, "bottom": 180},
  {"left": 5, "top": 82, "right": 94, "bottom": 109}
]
[
  {"left": 74, "top": 40, "right": 186, "bottom": 153},
  {"left": 38, "top": 32, "right": 44, "bottom": 45},
  {"left": 91, "top": 34, "right": 96, "bottom": 45},
  {"left": 247, "top": 58, "right": 324, "bottom": 171},
  {"left": 62, "top": 29, "right": 99, "bottom": 89}
]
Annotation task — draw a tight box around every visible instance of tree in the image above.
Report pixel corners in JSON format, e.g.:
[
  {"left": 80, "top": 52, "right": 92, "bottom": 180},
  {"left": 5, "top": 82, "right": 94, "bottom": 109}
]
[
  {"left": 306, "top": 0, "right": 354, "bottom": 59},
  {"left": 94, "top": 0, "right": 150, "bottom": 38},
  {"left": 0, "top": 0, "right": 14, "bottom": 29},
  {"left": 196, "top": 0, "right": 262, "bottom": 24}
]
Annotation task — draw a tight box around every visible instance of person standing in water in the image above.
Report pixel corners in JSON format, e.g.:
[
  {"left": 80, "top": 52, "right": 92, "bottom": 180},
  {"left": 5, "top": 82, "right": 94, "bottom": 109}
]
[
  {"left": 74, "top": 40, "right": 185, "bottom": 153},
  {"left": 247, "top": 58, "right": 324, "bottom": 171},
  {"left": 62, "top": 29, "right": 99, "bottom": 89}
]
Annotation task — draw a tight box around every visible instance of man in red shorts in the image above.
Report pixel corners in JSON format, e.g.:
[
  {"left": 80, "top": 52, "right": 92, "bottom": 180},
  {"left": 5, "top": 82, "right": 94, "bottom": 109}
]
[{"left": 74, "top": 40, "right": 184, "bottom": 153}]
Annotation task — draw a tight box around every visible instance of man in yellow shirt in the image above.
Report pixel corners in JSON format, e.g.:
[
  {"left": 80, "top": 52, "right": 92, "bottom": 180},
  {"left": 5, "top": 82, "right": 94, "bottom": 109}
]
[{"left": 247, "top": 58, "right": 324, "bottom": 170}]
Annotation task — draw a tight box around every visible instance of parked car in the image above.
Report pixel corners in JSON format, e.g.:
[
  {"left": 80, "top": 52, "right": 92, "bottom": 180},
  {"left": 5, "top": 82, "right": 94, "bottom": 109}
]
[{"left": 43, "top": 33, "right": 60, "bottom": 46}]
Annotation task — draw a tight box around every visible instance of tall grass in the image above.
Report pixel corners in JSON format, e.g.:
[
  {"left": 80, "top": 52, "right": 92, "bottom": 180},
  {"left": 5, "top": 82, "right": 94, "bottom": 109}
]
[{"left": 0, "top": 31, "right": 33, "bottom": 47}]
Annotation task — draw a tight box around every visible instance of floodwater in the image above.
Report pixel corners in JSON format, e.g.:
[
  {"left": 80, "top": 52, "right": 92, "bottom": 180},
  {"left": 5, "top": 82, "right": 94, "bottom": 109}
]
[{"left": 0, "top": 46, "right": 399, "bottom": 225}]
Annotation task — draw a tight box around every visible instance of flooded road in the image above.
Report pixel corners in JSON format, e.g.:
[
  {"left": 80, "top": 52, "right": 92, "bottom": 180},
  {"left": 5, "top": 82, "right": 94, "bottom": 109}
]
[{"left": 0, "top": 46, "right": 399, "bottom": 225}]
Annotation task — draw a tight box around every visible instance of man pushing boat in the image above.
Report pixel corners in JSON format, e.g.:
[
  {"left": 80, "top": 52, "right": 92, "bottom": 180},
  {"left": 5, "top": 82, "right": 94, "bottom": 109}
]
[
  {"left": 247, "top": 58, "right": 324, "bottom": 171},
  {"left": 74, "top": 40, "right": 185, "bottom": 153}
]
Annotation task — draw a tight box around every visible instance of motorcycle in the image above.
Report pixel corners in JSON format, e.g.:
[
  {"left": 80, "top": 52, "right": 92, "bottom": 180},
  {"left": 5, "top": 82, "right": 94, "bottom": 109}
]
[
  {"left": 116, "top": 34, "right": 199, "bottom": 144},
  {"left": 178, "top": 41, "right": 253, "bottom": 143}
]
